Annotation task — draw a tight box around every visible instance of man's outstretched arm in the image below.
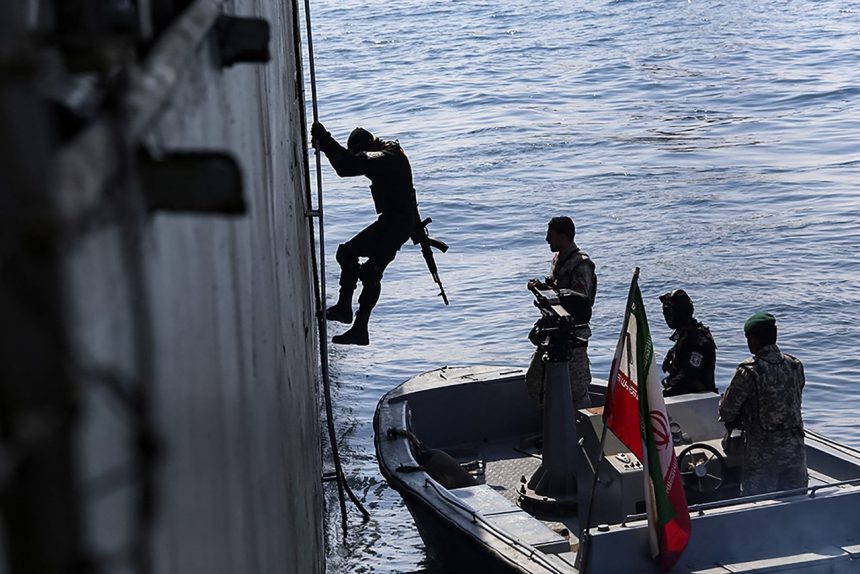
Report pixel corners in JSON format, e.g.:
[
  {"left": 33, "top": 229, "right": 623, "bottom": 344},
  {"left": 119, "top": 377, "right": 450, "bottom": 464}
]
[{"left": 312, "top": 122, "right": 381, "bottom": 177}]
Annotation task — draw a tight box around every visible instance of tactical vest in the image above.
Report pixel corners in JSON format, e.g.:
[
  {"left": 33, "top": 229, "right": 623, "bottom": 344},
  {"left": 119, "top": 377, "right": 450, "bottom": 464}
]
[
  {"left": 739, "top": 352, "right": 804, "bottom": 431},
  {"left": 368, "top": 141, "right": 417, "bottom": 215},
  {"left": 557, "top": 249, "right": 598, "bottom": 306}
]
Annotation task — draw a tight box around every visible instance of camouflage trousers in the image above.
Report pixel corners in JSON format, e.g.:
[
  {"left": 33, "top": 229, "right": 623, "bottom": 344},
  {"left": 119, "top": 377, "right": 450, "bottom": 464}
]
[
  {"left": 741, "top": 429, "right": 807, "bottom": 496},
  {"left": 569, "top": 346, "right": 592, "bottom": 409},
  {"left": 525, "top": 346, "right": 592, "bottom": 409}
]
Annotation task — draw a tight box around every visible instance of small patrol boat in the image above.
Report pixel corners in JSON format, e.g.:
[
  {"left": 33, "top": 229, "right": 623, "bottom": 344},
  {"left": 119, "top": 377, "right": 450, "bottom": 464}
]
[{"left": 374, "top": 366, "right": 860, "bottom": 573}]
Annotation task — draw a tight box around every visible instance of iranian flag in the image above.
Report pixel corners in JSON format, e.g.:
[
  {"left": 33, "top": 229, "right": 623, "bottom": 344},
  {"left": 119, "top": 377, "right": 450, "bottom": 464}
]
[{"left": 603, "top": 271, "right": 691, "bottom": 571}]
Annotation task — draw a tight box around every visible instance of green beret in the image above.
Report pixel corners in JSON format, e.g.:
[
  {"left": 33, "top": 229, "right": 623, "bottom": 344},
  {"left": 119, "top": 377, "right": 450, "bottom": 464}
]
[{"left": 744, "top": 311, "right": 776, "bottom": 335}]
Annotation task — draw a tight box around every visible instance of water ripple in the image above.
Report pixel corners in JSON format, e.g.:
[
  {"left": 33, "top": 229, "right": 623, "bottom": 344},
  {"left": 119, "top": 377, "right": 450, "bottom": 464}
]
[{"left": 311, "top": 1, "right": 860, "bottom": 571}]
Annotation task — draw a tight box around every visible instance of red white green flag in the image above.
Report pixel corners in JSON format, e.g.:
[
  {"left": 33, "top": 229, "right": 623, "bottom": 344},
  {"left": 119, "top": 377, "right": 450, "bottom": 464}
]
[{"left": 603, "top": 273, "right": 691, "bottom": 571}]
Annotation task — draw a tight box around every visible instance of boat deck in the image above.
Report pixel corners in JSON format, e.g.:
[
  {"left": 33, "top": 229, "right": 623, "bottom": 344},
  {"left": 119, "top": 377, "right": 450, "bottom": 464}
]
[
  {"left": 446, "top": 432, "right": 846, "bottom": 534},
  {"left": 448, "top": 439, "right": 584, "bottom": 551}
]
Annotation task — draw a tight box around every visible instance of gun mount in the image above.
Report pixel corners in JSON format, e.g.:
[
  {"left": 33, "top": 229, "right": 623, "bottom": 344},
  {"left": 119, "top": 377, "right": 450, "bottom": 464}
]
[
  {"left": 520, "top": 282, "right": 586, "bottom": 515},
  {"left": 528, "top": 283, "right": 588, "bottom": 363}
]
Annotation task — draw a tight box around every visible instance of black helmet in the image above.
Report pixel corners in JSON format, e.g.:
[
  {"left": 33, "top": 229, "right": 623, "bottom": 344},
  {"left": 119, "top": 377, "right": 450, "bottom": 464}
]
[
  {"left": 347, "top": 127, "right": 375, "bottom": 153},
  {"left": 660, "top": 289, "right": 694, "bottom": 328}
]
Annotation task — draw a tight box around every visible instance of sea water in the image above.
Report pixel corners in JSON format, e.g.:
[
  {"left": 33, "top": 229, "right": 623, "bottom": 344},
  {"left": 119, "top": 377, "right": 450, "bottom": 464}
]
[{"left": 305, "top": 1, "right": 860, "bottom": 571}]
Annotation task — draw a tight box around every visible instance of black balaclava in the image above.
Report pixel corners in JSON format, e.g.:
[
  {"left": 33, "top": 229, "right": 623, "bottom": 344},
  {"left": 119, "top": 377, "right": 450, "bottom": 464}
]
[
  {"left": 660, "top": 289, "right": 694, "bottom": 330},
  {"left": 347, "top": 127, "right": 375, "bottom": 153}
]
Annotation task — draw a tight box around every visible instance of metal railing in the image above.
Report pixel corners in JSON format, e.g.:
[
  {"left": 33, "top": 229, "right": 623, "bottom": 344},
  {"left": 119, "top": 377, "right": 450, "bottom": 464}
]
[{"left": 621, "top": 476, "right": 860, "bottom": 526}]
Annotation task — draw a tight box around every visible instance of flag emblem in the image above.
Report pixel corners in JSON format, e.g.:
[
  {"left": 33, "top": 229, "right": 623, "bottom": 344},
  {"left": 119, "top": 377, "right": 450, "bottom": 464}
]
[{"left": 603, "top": 270, "right": 691, "bottom": 571}]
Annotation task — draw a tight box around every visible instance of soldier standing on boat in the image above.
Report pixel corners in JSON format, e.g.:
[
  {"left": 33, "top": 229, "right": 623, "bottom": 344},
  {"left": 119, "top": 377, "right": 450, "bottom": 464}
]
[
  {"left": 527, "top": 216, "right": 597, "bottom": 408},
  {"left": 311, "top": 122, "right": 419, "bottom": 345},
  {"left": 719, "top": 311, "right": 808, "bottom": 496},
  {"left": 659, "top": 289, "right": 717, "bottom": 397}
]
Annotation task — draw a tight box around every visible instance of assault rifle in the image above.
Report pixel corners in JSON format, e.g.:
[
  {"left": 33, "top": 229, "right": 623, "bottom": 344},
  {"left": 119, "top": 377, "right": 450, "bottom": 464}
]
[{"left": 412, "top": 217, "right": 449, "bottom": 305}]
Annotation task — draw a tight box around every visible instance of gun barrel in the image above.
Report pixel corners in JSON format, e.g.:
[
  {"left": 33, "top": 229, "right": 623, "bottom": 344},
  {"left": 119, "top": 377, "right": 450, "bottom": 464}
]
[
  {"left": 434, "top": 274, "right": 449, "bottom": 305},
  {"left": 421, "top": 243, "right": 439, "bottom": 273}
]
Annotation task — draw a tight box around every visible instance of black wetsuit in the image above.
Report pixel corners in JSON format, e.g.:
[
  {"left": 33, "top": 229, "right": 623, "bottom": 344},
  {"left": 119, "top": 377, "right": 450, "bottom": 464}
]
[
  {"left": 662, "top": 319, "right": 717, "bottom": 397},
  {"left": 317, "top": 132, "right": 418, "bottom": 313}
]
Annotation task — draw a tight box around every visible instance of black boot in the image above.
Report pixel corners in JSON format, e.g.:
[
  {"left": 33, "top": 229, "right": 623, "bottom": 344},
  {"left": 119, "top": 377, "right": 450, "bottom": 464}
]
[
  {"left": 331, "top": 322, "right": 369, "bottom": 346},
  {"left": 332, "top": 282, "right": 378, "bottom": 345},
  {"left": 325, "top": 288, "right": 354, "bottom": 324},
  {"left": 331, "top": 302, "right": 375, "bottom": 346}
]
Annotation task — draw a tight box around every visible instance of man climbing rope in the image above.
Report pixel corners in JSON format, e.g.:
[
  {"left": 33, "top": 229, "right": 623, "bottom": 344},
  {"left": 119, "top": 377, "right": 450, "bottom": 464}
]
[{"left": 311, "top": 122, "right": 419, "bottom": 345}]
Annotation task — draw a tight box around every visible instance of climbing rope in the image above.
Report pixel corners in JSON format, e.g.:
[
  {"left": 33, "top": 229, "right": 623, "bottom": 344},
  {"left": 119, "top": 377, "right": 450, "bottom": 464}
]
[{"left": 295, "top": 0, "right": 371, "bottom": 535}]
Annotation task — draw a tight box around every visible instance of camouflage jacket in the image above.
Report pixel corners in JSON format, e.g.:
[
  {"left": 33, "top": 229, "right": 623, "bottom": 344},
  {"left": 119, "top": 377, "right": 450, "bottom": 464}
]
[
  {"left": 719, "top": 344, "right": 805, "bottom": 441},
  {"left": 548, "top": 243, "right": 596, "bottom": 340}
]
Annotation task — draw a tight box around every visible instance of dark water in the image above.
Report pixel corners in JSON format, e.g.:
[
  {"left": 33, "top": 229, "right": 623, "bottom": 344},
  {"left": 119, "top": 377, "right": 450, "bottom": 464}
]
[{"left": 304, "top": 1, "right": 860, "bottom": 571}]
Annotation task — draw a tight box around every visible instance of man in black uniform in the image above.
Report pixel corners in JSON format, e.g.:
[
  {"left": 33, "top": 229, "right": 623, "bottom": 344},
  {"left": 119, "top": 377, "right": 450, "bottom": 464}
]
[
  {"left": 311, "top": 122, "right": 419, "bottom": 345},
  {"left": 659, "top": 289, "right": 717, "bottom": 397}
]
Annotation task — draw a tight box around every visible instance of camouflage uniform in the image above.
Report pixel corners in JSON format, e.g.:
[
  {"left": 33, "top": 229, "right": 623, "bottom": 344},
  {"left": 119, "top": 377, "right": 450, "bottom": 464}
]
[
  {"left": 662, "top": 320, "right": 717, "bottom": 397},
  {"left": 719, "top": 344, "right": 807, "bottom": 496},
  {"left": 548, "top": 243, "right": 596, "bottom": 408}
]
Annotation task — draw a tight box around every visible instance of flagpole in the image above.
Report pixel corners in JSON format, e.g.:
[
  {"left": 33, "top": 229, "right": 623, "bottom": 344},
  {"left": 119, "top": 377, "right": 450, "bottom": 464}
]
[{"left": 575, "top": 267, "right": 640, "bottom": 573}]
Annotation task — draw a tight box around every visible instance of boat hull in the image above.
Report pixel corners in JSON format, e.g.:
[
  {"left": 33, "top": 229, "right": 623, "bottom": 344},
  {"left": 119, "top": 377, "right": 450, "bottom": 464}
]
[{"left": 375, "top": 366, "right": 860, "bottom": 574}]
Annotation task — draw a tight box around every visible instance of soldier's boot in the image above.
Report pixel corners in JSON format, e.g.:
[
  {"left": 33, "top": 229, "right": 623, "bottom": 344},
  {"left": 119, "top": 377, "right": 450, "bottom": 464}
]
[
  {"left": 331, "top": 319, "right": 369, "bottom": 346},
  {"left": 332, "top": 282, "right": 379, "bottom": 346},
  {"left": 325, "top": 287, "right": 354, "bottom": 324}
]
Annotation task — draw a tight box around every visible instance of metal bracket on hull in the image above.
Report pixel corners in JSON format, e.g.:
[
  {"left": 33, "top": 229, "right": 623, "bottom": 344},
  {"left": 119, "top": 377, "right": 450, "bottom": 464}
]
[
  {"left": 139, "top": 149, "right": 245, "bottom": 214},
  {"left": 216, "top": 16, "right": 271, "bottom": 67}
]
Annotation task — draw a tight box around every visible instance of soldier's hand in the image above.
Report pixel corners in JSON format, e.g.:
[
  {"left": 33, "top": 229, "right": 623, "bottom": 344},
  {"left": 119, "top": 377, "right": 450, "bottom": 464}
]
[
  {"left": 311, "top": 122, "right": 328, "bottom": 148},
  {"left": 528, "top": 323, "right": 540, "bottom": 345},
  {"left": 721, "top": 431, "right": 730, "bottom": 453},
  {"left": 661, "top": 350, "right": 673, "bottom": 373}
]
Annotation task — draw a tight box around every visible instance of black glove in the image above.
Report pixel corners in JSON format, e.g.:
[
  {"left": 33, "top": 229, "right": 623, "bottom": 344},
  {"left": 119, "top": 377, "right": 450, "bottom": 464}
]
[
  {"left": 661, "top": 348, "right": 674, "bottom": 373},
  {"left": 527, "top": 278, "right": 548, "bottom": 291},
  {"left": 311, "top": 122, "right": 330, "bottom": 148},
  {"left": 528, "top": 321, "right": 540, "bottom": 346}
]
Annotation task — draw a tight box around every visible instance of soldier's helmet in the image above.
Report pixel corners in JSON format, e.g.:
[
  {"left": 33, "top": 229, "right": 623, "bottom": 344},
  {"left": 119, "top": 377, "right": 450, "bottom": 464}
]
[
  {"left": 347, "top": 127, "right": 375, "bottom": 153},
  {"left": 660, "top": 289, "right": 694, "bottom": 325}
]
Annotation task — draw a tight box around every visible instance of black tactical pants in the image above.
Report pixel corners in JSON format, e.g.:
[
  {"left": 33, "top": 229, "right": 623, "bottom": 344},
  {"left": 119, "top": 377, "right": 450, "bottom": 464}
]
[{"left": 336, "top": 213, "right": 413, "bottom": 315}]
